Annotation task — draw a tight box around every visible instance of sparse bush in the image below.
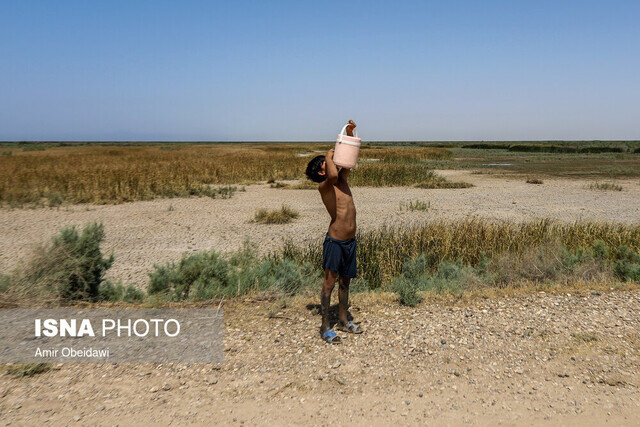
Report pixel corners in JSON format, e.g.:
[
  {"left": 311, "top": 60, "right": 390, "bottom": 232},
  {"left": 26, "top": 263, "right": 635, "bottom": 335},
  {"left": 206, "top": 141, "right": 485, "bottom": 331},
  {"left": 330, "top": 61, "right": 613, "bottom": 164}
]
[
  {"left": 526, "top": 178, "right": 544, "bottom": 184},
  {"left": 6, "top": 363, "right": 51, "bottom": 378},
  {"left": 253, "top": 205, "right": 299, "bottom": 224},
  {"left": 399, "top": 200, "right": 430, "bottom": 211},
  {"left": 588, "top": 182, "right": 623, "bottom": 191},
  {"left": 571, "top": 332, "right": 598, "bottom": 343},
  {"left": 414, "top": 177, "right": 473, "bottom": 189},
  {"left": 6, "top": 223, "right": 114, "bottom": 304}
]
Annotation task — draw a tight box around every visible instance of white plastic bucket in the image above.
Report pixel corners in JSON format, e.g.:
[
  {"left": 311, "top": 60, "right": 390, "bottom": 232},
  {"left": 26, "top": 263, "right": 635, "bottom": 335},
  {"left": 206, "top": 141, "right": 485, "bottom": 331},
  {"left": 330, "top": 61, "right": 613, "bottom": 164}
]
[{"left": 333, "top": 124, "right": 361, "bottom": 169}]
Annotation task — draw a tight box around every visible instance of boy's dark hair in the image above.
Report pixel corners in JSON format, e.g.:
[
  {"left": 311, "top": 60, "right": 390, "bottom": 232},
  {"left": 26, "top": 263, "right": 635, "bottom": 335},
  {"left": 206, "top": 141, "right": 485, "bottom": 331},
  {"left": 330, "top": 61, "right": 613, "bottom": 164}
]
[{"left": 305, "top": 155, "right": 326, "bottom": 183}]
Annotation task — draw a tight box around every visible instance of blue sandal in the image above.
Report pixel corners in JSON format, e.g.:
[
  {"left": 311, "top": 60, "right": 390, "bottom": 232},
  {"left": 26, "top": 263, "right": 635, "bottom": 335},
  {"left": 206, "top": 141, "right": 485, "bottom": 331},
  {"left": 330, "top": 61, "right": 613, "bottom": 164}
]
[
  {"left": 322, "top": 329, "right": 341, "bottom": 344},
  {"left": 338, "top": 321, "right": 362, "bottom": 334}
]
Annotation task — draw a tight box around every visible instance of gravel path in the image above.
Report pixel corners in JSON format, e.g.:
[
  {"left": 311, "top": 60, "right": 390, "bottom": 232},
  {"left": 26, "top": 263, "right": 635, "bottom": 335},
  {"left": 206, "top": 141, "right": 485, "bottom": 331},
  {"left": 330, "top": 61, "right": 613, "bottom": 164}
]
[
  {"left": 1, "top": 290, "right": 639, "bottom": 425},
  {"left": 1, "top": 171, "right": 638, "bottom": 287}
]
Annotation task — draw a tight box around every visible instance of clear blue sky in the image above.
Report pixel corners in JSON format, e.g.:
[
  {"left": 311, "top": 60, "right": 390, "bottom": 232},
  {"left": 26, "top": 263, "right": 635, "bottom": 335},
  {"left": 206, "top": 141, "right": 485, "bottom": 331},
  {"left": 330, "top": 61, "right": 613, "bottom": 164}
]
[{"left": 1, "top": 1, "right": 639, "bottom": 141}]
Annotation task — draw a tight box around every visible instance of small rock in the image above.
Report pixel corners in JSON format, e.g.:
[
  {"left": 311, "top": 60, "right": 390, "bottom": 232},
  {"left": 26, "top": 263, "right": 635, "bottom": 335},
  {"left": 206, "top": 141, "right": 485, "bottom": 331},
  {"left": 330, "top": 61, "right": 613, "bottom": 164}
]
[
  {"left": 390, "top": 407, "right": 397, "bottom": 412},
  {"left": 73, "top": 415, "right": 82, "bottom": 422},
  {"left": 418, "top": 392, "right": 424, "bottom": 398},
  {"left": 162, "top": 383, "right": 172, "bottom": 391},
  {"left": 440, "top": 339, "right": 446, "bottom": 345},
  {"left": 149, "top": 387, "right": 159, "bottom": 393},
  {"left": 405, "top": 400, "right": 411, "bottom": 405}
]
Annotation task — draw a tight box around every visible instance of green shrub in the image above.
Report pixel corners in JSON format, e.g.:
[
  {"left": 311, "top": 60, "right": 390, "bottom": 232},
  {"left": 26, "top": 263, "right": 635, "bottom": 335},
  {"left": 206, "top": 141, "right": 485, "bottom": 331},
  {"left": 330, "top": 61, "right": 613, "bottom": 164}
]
[
  {"left": 148, "top": 250, "right": 233, "bottom": 301},
  {"left": 613, "top": 246, "right": 640, "bottom": 282},
  {"left": 99, "top": 281, "right": 145, "bottom": 303},
  {"left": 592, "top": 240, "right": 610, "bottom": 259},
  {"left": 237, "top": 257, "right": 318, "bottom": 295},
  {"left": 8, "top": 223, "right": 114, "bottom": 303},
  {"left": 391, "top": 276, "right": 422, "bottom": 306},
  {"left": 391, "top": 256, "right": 476, "bottom": 305},
  {"left": 147, "top": 246, "right": 319, "bottom": 300}
]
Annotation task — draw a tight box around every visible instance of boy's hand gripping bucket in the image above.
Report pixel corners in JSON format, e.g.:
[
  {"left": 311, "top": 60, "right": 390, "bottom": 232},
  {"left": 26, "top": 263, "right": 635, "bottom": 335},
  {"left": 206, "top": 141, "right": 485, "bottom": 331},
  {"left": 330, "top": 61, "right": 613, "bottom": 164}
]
[{"left": 333, "top": 124, "right": 361, "bottom": 169}]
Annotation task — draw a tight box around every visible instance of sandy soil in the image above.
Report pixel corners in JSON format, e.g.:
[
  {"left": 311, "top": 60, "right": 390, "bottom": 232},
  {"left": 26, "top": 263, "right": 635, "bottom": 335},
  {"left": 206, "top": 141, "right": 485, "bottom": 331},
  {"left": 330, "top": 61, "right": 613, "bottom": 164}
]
[
  {"left": 1, "top": 290, "right": 639, "bottom": 425},
  {"left": 1, "top": 171, "right": 638, "bottom": 287}
]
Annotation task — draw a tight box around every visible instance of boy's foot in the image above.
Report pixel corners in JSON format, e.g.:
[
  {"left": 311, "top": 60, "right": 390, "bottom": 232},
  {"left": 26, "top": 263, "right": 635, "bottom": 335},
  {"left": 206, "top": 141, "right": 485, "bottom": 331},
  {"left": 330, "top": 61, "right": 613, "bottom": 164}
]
[
  {"left": 337, "top": 321, "right": 362, "bottom": 334},
  {"left": 322, "top": 329, "right": 341, "bottom": 344}
]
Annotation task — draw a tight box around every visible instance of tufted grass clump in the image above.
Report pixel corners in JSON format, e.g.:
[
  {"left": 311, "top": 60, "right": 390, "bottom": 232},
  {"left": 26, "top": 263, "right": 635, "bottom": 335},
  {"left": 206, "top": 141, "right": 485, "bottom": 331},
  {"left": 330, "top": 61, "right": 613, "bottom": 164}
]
[
  {"left": 588, "top": 182, "right": 623, "bottom": 191},
  {"left": 253, "top": 205, "right": 299, "bottom": 224}
]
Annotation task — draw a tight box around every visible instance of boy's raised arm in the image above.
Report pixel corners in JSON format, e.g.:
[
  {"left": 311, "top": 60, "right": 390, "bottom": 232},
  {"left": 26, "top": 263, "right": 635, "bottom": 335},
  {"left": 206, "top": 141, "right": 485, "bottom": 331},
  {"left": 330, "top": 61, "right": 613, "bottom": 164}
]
[{"left": 323, "top": 149, "right": 339, "bottom": 185}]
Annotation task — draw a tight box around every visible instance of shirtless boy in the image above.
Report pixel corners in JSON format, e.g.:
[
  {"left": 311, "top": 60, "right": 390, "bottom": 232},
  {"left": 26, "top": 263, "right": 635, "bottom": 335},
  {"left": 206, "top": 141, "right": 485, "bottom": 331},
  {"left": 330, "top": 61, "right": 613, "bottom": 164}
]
[{"left": 305, "top": 120, "right": 362, "bottom": 343}]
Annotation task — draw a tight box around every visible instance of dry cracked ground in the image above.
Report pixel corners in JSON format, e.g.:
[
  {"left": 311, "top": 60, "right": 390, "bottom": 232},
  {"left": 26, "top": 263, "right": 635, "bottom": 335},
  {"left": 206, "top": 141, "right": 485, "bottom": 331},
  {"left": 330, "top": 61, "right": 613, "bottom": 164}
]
[{"left": 1, "top": 290, "right": 639, "bottom": 425}]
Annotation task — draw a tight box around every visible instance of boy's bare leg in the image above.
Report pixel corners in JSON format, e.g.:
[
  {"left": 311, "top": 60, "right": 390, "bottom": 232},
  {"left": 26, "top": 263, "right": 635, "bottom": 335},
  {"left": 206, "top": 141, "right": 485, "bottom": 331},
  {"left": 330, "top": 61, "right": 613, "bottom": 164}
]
[
  {"left": 321, "top": 269, "right": 338, "bottom": 333},
  {"left": 338, "top": 277, "right": 350, "bottom": 327}
]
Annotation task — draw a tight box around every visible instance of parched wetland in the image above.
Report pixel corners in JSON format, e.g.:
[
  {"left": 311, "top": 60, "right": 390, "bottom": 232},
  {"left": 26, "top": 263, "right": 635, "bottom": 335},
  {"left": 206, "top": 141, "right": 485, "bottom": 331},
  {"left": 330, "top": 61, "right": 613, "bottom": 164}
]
[{"left": 1, "top": 141, "right": 639, "bottom": 425}]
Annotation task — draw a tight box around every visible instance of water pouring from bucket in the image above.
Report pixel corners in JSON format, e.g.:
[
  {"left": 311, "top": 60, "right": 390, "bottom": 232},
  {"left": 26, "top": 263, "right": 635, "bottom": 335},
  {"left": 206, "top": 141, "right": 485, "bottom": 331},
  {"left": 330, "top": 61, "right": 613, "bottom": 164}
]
[{"left": 333, "top": 120, "right": 361, "bottom": 169}]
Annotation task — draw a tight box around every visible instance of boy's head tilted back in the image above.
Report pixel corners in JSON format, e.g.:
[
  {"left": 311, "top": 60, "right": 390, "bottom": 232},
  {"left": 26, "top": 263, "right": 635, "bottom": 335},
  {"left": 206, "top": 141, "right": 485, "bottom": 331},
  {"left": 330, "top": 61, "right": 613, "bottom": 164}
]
[{"left": 306, "top": 155, "right": 326, "bottom": 183}]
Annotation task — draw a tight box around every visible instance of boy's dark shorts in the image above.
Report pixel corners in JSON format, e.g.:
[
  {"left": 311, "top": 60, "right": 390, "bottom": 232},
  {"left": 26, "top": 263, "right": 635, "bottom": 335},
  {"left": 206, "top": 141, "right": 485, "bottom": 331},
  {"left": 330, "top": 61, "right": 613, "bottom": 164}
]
[{"left": 322, "top": 234, "right": 357, "bottom": 279}]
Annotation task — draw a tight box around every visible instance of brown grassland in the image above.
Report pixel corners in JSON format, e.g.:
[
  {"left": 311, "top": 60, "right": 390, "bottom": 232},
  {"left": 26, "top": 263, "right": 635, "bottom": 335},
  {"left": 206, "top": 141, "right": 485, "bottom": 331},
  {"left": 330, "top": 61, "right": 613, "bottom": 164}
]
[{"left": 0, "top": 144, "right": 458, "bottom": 206}]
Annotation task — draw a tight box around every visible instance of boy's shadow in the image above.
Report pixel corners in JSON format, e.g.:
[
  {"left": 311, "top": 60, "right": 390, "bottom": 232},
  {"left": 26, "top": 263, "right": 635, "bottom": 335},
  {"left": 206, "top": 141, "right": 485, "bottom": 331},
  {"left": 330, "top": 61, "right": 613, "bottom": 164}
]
[{"left": 306, "top": 303, "right": 353, "bottom": 329}]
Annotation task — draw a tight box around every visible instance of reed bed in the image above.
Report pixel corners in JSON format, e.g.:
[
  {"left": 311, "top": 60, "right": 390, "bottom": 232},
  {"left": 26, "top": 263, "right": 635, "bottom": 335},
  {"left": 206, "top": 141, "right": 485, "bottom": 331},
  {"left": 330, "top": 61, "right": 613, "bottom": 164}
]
[
  {"left": 0, "top": 144, "right": 457, "bottom": 206},
  {"left": 280, "top": 219, "right": 640, "bottom": 289}
]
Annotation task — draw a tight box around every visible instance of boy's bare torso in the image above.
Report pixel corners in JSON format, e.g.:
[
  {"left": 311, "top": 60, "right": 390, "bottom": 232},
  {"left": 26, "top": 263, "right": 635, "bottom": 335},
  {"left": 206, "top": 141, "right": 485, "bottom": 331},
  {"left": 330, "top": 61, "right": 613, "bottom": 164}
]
[{"left": 319, "top": 170, "right": 356, "bottom": 240}]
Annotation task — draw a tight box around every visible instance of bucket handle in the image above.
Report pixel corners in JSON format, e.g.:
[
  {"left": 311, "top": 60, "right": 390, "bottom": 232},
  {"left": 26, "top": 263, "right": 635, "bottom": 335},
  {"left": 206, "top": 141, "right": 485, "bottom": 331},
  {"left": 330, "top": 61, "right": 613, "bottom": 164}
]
[{"left": 339, "top": 124, "right": 358, "bottom": 139}]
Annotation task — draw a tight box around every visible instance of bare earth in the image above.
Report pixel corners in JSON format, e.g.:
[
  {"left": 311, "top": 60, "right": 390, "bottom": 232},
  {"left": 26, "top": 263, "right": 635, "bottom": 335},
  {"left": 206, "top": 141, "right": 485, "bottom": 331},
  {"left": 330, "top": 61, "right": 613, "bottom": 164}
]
[
  {"left": 1, "top": 171, "right": 639, "bottom": 287},
  {"left": 1, "top": 290, "right": 639, "bottom": 425},
  {"left": 1, "top": 172, "right": 640, "bottom": 425}
]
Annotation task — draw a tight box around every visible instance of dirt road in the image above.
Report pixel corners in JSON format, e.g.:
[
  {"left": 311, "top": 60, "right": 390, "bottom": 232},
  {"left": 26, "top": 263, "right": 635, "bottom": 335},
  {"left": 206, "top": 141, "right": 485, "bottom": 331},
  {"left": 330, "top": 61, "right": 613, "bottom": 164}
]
[
  {"left": 1, "top": 289, "right": 639, "bottom": 425},
  {"left": 1, "top": 171, "right": 639, "bottom": 288}
]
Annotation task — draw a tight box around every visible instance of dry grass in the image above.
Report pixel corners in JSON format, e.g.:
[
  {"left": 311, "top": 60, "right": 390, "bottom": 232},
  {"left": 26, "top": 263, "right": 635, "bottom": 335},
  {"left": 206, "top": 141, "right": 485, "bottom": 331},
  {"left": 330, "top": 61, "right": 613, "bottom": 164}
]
[
  {"left": 6, "top": 363, "right": 52, "bottom": 378},
  {"left": 526, "top": 178, "right": 544, "bottom": 184},
  {"left": 0, "top": 144, "right": 459, "bottom": 206},
  {"left": 253, "top": 205, "right": 300, "bottom": 224},
  {"left": 282, "top": 219, "right": 640, "bottom": 289},
  {"left": 399, "top": 200, "right": 430, "bottom": 211},
  {"left": 588, "top": 182, "right": 623, "bottom": 191}
]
